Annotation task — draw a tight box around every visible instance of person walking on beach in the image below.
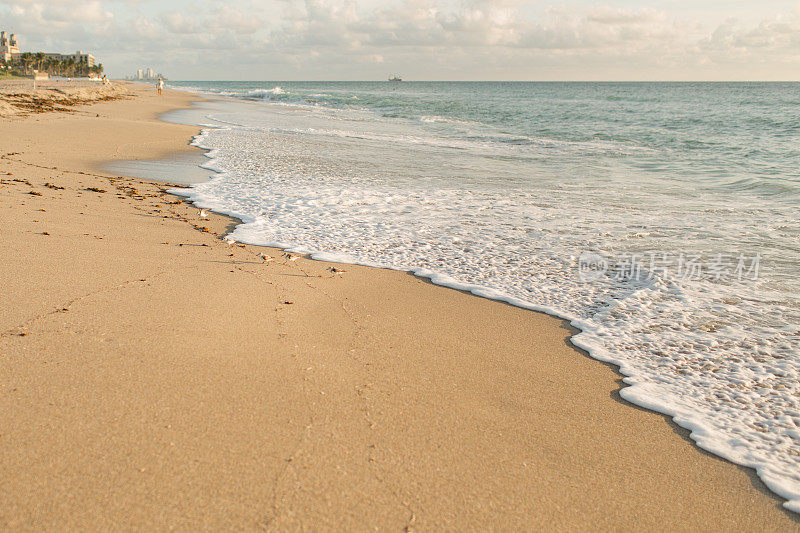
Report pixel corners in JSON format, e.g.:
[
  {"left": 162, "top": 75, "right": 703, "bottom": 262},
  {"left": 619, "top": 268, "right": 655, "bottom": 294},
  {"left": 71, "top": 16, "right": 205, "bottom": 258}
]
[{"left": 157, "top": 77, "right": 164, "bottom": 96}]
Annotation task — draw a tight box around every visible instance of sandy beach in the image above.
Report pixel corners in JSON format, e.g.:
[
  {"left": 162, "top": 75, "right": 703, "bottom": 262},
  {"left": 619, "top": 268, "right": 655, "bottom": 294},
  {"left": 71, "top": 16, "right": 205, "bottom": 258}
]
[
  {"left": 0, "top": 79, "right": 129, "bottom": 117},
  {"left": 1, "top": 82, "right": 797, "bottom": 530}
]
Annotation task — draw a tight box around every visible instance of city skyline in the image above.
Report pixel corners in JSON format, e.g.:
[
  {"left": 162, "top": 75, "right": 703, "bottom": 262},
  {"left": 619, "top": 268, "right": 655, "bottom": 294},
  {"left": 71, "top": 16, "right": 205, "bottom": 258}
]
[{"left": 0, "top": 0, "right": 799, "bottom": 81}]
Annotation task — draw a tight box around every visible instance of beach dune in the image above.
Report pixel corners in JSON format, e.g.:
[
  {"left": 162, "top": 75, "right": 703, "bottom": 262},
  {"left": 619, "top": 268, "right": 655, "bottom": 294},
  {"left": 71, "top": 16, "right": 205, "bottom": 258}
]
[{"left": 0, "top": 83, "right": 797, "bottom": 530}]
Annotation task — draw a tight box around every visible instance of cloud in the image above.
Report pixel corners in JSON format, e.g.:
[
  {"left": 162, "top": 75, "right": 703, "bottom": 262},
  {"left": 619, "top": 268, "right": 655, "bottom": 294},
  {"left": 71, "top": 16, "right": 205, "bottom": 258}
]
[
  {"left": 158, "top": 11, "right": 200, "bottom": 34},
  {"left": 273, "top": 1, "right": 681, "bottom": 52},
  {"left": 215, "top": 6, "right": 263, "bottom": 34},
  {"left": 157, "top": 5, "right": 263, "bottom": 36},
  {"left": 586, "top": 6, "right": 665, "bottom": 25},
  {"left": 2, "top": 0, "right": 113, "bottom": 26},
  {"left": 45, "top": 0, "right": 113, "bottom": 23},
  {"left": 1, "top": 0, "right": 799, "bottom": 80},
  {"left": 699, "top": 13, "right": 800, "bottom": 59}
]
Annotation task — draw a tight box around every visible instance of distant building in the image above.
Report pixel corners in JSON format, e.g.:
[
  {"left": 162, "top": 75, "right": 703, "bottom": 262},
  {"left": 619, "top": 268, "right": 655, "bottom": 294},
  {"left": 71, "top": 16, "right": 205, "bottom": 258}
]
[
  {"left": 1, "top": 31, "right": 97, "bottom": 67},
  {"left": 44, "top": 51, "right": 96, "bottom": 67},
  {"left": 126, "top": 67, "right": 167, "bottom": 81},
  {"left": 75, "top": 51, "right": 95, "bottom": 66},
  {"left": 1, "top": 31, "right": 21, "bottom": 62}
]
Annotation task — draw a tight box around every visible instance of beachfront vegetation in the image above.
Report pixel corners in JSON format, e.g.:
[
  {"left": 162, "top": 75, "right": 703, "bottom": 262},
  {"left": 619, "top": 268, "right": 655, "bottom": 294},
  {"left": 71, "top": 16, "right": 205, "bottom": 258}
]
[
  {"left": 1, "top": 53, "right": 103, "bottom": 78},
  {"left": 0, "top": 68, "right": 25, "bottom": 79}
]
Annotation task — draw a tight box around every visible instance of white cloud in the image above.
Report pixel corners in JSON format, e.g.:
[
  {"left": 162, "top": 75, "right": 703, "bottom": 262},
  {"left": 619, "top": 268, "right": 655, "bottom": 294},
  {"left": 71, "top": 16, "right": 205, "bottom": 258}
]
[
  {"left": 44, "top": 1, "right": 113, "bottom": 23},
  {"left": 158, "top": 11, "right": 200, "bottom": 34},
  {"left": 586, "top": 6, "right": 666, "bottom": 25},
  {"left": 215, "top": 6, "right": 263, "bottom": 34},
  {"left": 698, "top": 13, "right": 800, "bottom": 61},
  {"left": 156, "top": 5, "right": 263, "bottom": 36},
  {"left": 1, "top": 0, "right": 799, "bottom": 79},
  {"left": 2, "top": 0, "right": 113, "bottom": 28}
]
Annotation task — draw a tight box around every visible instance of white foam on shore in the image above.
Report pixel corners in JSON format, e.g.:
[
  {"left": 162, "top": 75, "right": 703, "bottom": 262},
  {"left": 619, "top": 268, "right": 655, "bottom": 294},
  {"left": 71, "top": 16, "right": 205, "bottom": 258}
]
[{"left": 168, "top": 99, "right": 800, "bottom": 513}]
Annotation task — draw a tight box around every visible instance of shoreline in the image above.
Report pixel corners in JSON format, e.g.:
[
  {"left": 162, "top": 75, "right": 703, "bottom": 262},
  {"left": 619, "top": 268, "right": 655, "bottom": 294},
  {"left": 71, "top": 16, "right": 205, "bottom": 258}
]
[
  {"left": 1, "top": 82, "right": 797, "bottom": 529},
  {"left": 160, "top": 92, "right": 800, "bottom": 513}
]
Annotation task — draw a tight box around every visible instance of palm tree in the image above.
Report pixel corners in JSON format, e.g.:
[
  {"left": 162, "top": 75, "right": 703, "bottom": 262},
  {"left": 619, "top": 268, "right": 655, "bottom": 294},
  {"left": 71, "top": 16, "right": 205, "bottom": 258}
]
[{"left": 20, "top": 52, "right": 33, "bottom": 74}]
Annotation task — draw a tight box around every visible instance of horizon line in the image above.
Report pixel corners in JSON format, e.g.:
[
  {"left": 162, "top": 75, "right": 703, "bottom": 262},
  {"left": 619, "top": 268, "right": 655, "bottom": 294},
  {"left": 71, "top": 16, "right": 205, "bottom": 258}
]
[{"left": 140, "top": 79, "right": 800, "bottom": 83}]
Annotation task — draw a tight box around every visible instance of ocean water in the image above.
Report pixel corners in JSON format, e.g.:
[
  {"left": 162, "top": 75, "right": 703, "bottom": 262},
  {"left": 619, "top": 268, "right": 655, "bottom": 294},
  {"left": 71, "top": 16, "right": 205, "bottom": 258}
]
[{"left": 166, "top": 81, "right": 800, "bottom": 511}]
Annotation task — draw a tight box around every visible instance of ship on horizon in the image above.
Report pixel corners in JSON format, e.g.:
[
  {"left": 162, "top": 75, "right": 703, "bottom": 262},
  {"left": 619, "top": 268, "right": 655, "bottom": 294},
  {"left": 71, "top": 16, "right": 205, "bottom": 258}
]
[{"left": 388, "top": 75, "right": 402, "bottom": 82}]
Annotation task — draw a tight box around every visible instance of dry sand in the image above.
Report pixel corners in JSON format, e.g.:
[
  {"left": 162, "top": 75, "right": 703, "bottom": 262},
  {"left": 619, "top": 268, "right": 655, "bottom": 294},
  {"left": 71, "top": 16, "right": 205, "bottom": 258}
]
[
  {"left": 1, "top": 82, "right": 798, "bottom": 530},
  {"left": 0, "top": 78, "right": 128, "bottom": 117}
]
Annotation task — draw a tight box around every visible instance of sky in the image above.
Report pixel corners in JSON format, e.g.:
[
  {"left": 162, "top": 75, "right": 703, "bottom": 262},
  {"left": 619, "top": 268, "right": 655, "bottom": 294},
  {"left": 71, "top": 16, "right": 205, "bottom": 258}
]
[{"left": 1, "top": 0, "right": 799, "bottom": 80}]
